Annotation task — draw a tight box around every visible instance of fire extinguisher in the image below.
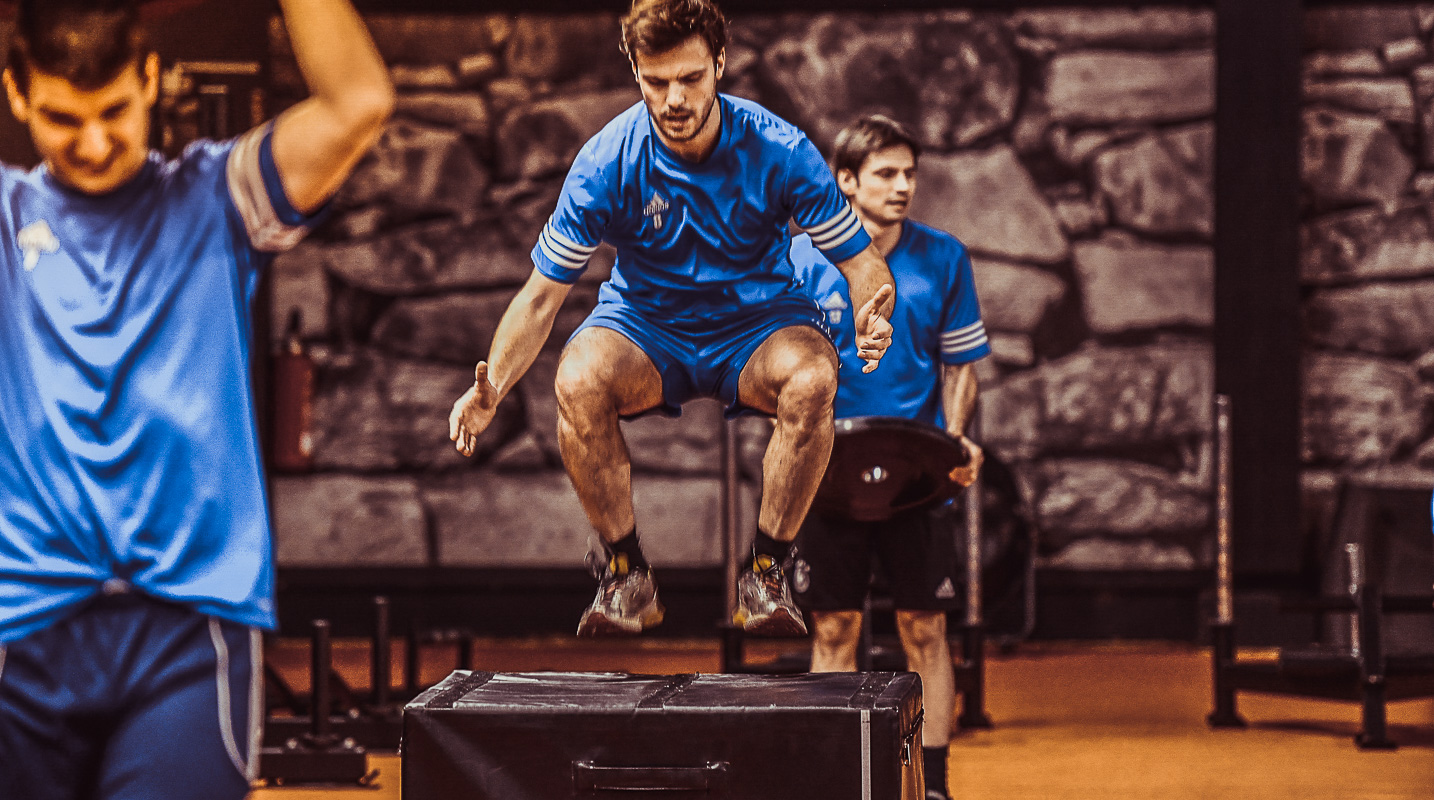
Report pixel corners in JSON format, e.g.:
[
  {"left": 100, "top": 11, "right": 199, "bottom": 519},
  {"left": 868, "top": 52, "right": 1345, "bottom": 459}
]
[{"left": 270, "top": 309, "right": 314, "bottom": 472}]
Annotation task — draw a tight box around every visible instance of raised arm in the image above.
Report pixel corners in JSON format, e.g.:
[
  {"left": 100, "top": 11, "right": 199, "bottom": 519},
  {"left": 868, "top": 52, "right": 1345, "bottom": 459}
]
[
  {"left": 941, "top": 361, "right": 983, "bottom": 487},
  {"left": 450, "top": 271, "right": 574, "bottom": 456},
  {"left": 833, "top": 243, "right": 896, "bottom": 372},
  {"left": 270, "top": 0, "right": 394, "bottom": 214}
]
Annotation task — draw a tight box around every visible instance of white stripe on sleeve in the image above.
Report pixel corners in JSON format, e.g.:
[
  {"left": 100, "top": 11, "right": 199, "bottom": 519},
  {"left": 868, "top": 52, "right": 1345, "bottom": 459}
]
[
  {"left": 226, "top": 126, "right": 310, "bottom": 253},
  {"left": 806, "top": 205, "right": 863, "bottom": 253},
  {"left": 539, "top": 223, "right": 598, "bottom": 269},
  {"left": 941, "top": 321, "right": 989, "bottom": 354}
]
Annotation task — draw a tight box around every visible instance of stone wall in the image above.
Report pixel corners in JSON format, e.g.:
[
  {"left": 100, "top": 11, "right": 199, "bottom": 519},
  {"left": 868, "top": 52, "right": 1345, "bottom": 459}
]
[
  {"left": 1300, "top": 5, "right": 1434, "bottom": 546},
  {"left": 267, "top": 8, "right": 1220, "bottom": 572}
]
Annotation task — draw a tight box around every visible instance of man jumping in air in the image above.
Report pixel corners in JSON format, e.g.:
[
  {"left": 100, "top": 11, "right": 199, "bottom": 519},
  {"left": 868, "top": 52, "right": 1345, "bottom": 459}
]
[{"left": 450, "top": 0, "right": 895, "bottom": 637}]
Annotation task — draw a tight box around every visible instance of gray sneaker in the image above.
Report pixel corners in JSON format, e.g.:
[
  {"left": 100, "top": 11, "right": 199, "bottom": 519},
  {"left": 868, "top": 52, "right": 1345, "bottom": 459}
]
[
  {"left": 733, "top": 554, "right": 807, "bottom": 636},
  {"left": 577, "top": 554, "right": 665, "bottom": 636}
]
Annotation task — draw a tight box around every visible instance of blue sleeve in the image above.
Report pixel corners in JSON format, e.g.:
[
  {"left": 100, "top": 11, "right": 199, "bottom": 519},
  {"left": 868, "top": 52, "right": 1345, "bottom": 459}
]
[
  {"left": 530, "top": 140, "right": 614, "bottom": 284},
  {"left": 939, "top": 246, "right": 991, "bottom": 365},
  {"left": 224, "top": 124, "right": 327, "bottom": 253},
  {"left": 257, "top": 128, "right": 325, "bottom": 227},
  {"left": 784, "top": 136, "right": 870, "bottom": 263}
]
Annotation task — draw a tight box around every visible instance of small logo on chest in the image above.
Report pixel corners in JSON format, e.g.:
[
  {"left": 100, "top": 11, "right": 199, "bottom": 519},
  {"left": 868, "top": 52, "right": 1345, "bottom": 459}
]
[
  {"left": 18, "top": 221, "right": 60, "bottom": 272},
  {"left": 643, "top": 192, "right": 670, "bottom": 230},
  {"left": 820, "top": 290, "right": 848, "bottom": 326}
]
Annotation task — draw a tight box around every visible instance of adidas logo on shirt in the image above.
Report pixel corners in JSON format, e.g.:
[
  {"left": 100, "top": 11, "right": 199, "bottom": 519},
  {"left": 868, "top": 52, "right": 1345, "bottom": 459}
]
[
  {"left": 18, "top": 220, "right": 59, "bottom": 272},
  {"left": 820, "top": 290, "right": 848, "bottom": 325},
  {"left": 643, "top": 192, "right": 670, "bottom": 230},
  {"left": 935, "top": 577, "right": 956, "bottom": 600}
]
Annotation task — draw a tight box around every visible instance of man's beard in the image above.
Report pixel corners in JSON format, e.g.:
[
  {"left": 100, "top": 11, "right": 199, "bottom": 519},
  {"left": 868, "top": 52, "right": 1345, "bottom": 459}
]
[{"left": 652, "top": 93, "right": 717, "bottom": 143}]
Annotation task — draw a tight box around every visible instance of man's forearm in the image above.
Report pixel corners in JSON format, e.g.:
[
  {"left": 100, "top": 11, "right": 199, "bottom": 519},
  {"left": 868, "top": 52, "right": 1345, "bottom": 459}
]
[
  {"left": 280, "top": 0, "right": 392, "bottom": 116},
  {"left": 835, "top": 244, "right": 896, "bottom": 318},
  {"left": 940, "top": 362, "right": 979, "bottom": 437},
  {"left": 486, "top": 275, "right": 570, "bottom": 398}
]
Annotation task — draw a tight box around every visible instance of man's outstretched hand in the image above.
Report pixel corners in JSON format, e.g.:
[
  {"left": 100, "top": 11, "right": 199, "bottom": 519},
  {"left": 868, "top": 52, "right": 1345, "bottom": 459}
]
[
  {"left": 855, "top": 283, "right": 895, "bottom": 373},
  {"left": 449, "top": 362, "right": 500, "bottom": 457}
]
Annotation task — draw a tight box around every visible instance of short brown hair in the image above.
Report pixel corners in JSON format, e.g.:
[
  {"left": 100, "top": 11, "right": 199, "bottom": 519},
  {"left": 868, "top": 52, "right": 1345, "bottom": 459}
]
[
  {"left": 832, "top": 115, "right": 922, "bottom": 178},
  {"left": 619, "top": 0, "right": 727, "bottom": 67},
  {"left": 7, "top": 0, "right": 152, "bottom": 95}
]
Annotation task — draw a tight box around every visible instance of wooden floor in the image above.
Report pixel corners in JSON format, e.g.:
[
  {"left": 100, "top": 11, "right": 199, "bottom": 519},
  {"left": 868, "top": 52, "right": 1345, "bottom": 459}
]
[{"left": 253, "top": 639, "right": 1434, "bottom": 799}]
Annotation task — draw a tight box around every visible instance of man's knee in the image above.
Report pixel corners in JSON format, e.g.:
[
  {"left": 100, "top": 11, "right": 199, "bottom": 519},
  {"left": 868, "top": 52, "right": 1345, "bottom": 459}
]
[
  {"left": 895, "top": 610, "right": 947, "bottom": 652},
  {"left": 811, "top": 609, "right": 863, "bottom": 650},
  {"left": 776, "top": 356, "right": 837, "bottom": 418},
  {"left": 555, "top": 342, "right": 621, "bottom": 423}
]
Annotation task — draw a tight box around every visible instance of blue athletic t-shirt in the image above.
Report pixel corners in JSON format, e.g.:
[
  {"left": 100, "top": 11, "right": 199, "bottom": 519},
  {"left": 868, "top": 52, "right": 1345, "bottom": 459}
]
[
  {"left": 532, "top": 94, "right": 871, "bottom": 325},
  {"left": 791, "top": 221, "right": 990, "bottom": 425},
  {"left": 0, "top": 126, "right": 318, "bottom": 643}
]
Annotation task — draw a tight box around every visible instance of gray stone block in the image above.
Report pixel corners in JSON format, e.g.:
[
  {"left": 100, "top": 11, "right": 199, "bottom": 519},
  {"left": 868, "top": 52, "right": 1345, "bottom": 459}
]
[
  {"left": 1411, "top": 66, "right": 1434, "bottom": 167},
  {"left": 1046, "top": 50, "right": 1214, "bottom": 125},
  {"left": 1303, "top": 50, "right": 1386, "bottom": 78},
  {"left": 1306, "top": 280, "right": 1434, "bottom": 357},
  {"left": 1092, "top": 124, "right": 1213, "bottom": 239},
  {"left": 1010, "top": 8, "right": 1213, "bottom": 50},
  {"left": 1024, "top": 458, "right": 1210, "bottom": 538},
  {"left": 760, "top": 15, "right": 1017, "bottom": 151},
  {"left": 504, "top": 16, "right": 625, "bottom": 84},
  {"left": 314, "top": 219, "right": 535, "bottom": 295},
  {"left": 988, "top": 333, "right": 1035, "bottom": 368},
  {"left": 1303, "top": 352, "right": 1426, "bottom": 465},
  {"left": 910, "top": 147, "right": 1069, "bottom": 265},
  {"left": 311, "top": 349, "right": 523, "bottom": 470},
  {"left": 1381, "top": 37, "right": 1428, "bottom": 72},
  {"left": 622, "top": 399, "right": 724, "bottom": 474},
  {"left": 371, "top": 292, "right": 510, "bottom": 364},
  {"left": 983, "top": 342, "right": 1213, "bottom": 458},
  {"left": 969, "top": 257, "right": 1067, "bottom": 333},
  {"left": 1302, "top": 202, "right": 1434, "bottom": 284},
  {"left": 1302, "top": 108, "right": 1414, "bottom": 209},
  {"left": 363, "top": 15, "right": 510, "bottom": 65},
  {"left": 390, "top": 64, "right": 459, "bottom": 91},
  {"left": 273, "top": 475, "right": 428, "bottom": 567},
  {"left": 1304, "top": 78, "right": 1415, "bottom": 124},
  {"left": 396, "top": 92, "right": 492, "bottom": 139},
  {"left": 1045, "top": 538, "right": 1197, "bottom": 570},
  {"left": 495, "top": 90, "right": 639, "bottom": 181},
  {"left": 428, "top": 471, "right": 740, "bottom": 567},
  {"left": 1306, "top": 7, "right": 1419, "bottom": 52},
  {"left": 1073, "top": 234, "right": 1213, "bottom": 333},
  {"left": 335, "top": 120, "right": 487, "bottom": 228}
]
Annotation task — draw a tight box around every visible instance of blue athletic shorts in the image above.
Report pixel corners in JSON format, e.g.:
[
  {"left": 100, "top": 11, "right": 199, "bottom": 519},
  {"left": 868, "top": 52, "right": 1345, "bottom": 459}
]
[
  {"left": 0, "top": 590, "right": 261, "bottom": 800},
  {"left": 570, "top": 291, "right": 833, "bottom": 418}
]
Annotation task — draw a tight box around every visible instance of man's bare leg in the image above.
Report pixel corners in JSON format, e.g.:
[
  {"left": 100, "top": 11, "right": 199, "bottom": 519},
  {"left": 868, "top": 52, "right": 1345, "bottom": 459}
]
[
  {"left": 737, "top": 325, "right": 839, "bottom": 542},
  {"left": 897, "top": 609, "right": 956, "bottom": 799},
  {"left": 809, "top": 609, "right": 862, "bottom": 672},
  {"left": 732, "top": 325, "right": 838, "bottom": 634},
  {"left": 556, "top": 326, "right": 666, "bottom": 636},
  {"left": 555, "top": 327, "right": 664, "bottom": 543}
]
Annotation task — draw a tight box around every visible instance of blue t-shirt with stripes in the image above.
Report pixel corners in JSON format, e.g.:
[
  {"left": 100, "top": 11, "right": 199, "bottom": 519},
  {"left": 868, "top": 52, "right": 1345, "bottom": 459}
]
[
  {"left": 0, "top": 126, "right": 317, "bottom": 643},
  {"left": 532, "top": 94, "right": 871, "bottom": 325},
  {"left": 791, "top": 220, "right": 990, "bottom": 426}
]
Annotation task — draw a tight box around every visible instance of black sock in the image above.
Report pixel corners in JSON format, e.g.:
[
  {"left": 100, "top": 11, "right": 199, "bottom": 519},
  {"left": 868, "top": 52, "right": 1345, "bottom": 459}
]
[
  {"left": 923, "top": 746, "right": 948, "bottom": 797},
  {"left": 748, "top": 529, "right": 792, "bottom": 569},
  {"left": 607, "top": 529, "right": 648, "bottom": 571}
]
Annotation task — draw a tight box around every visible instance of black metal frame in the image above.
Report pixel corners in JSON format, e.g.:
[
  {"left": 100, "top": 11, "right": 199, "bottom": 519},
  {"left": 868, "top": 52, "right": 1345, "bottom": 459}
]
[{"left": 1206, "top": 401, "right": 1434, "bottom": 750}]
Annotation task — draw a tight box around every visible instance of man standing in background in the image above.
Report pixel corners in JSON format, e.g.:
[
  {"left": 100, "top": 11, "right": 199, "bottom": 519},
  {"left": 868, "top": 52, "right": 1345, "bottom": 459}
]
[
  {"left": 0, "top": 1, "right": 392, "bottom": 797},
  {"left": 791, "top": 114, "right": 990, "bottom": 800}
]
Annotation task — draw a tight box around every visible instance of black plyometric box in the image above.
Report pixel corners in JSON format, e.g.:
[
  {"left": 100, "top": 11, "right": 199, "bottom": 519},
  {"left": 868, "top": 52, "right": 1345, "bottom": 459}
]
[{"left": 402, "top": 670, "right": 925, "bottom": 799}]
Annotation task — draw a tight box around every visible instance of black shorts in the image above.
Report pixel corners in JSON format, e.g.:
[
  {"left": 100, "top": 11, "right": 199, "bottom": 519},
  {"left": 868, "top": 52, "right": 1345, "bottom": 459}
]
[{"left": 793, "top": 502, "right": 961, "bottom": 612}]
